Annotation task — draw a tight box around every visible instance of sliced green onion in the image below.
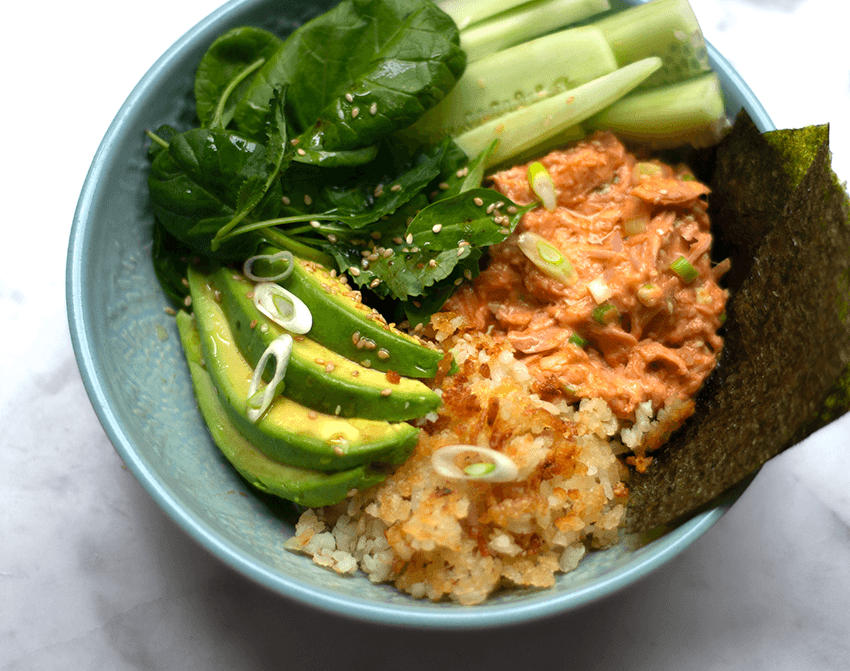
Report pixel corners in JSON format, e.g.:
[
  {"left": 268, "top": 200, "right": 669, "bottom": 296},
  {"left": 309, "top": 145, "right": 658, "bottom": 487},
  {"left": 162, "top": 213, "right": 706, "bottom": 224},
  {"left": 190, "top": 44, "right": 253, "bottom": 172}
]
[
  {"left": 592, "top": 301, "right": 619, "bottom": 324},
  {"left": 431, "top": 445, "right": 519, "bottom": 482},
  {"left": 670, "top": 256, "right": 699, "bottom": 283},
  {"left": 246, "top": 334, "right": 293, "bottom": 423},
  {"left": 527, "top": 161, "right": 557, "bottom": 211},
  {"left": 253, "top": 282, "right": 313, "bottom": 334},
  {"left": 634, "top": 161, "right": 662, "bottom": 179},
  {"left": 517, "top": 231, "right": 577, "bottom": 286},
  {"left": 464, "top": 462, "right": 497, "bottom": 477},
  {"left": 568, "top": 333, "right": 588, "bottom": 347},
  {"left": 243, "top": 250, "right": 295, "bottom": 283},
  {"left": 637, "top": 283, "right": 662, "bottom": 307}
]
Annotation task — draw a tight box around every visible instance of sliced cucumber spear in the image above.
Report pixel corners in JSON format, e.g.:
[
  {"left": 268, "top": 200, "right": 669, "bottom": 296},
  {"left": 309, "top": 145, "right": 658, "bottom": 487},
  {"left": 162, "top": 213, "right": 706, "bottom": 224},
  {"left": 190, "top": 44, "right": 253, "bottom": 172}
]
[{"left": 454, "top": 56, "right": 662, "bottom": 168}]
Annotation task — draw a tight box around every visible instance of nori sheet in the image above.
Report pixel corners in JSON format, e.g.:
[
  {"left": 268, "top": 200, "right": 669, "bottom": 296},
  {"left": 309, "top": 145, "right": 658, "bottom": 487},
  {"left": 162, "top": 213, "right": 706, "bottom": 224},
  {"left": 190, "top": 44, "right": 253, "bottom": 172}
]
[{"left": 625, "top": 110, "right": 850, "bottom": 532}]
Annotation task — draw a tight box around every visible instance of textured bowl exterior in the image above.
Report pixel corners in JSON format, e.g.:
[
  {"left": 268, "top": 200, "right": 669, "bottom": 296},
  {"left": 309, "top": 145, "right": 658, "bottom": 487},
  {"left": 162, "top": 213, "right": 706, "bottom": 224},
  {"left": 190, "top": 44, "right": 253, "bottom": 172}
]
[{"left": 67, "top": 0, "right": 774, "bottom": 628}]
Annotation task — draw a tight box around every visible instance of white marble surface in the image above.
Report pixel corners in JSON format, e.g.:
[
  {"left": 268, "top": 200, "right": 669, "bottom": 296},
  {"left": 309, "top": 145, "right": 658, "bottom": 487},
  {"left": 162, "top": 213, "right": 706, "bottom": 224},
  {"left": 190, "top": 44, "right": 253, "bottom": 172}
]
[{"left": 2, "top": 0, "right": 849, "bottom": 668}]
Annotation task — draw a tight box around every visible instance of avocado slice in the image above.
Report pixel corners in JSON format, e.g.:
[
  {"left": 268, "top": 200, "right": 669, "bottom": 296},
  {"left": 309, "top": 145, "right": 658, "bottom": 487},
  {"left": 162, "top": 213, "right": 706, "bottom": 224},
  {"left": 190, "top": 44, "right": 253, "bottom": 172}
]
[
  {"left": 189, "top": 267, "right": 420, "bottom": 471},
  {"left": 251, "top": 250, "right": 447, "bottom": 377},
  {"left": 175, "top": 311, "right": 388, "bottom": 505},
  {"left": 194, "top": 264, "right": 441, "bottom": 421}
]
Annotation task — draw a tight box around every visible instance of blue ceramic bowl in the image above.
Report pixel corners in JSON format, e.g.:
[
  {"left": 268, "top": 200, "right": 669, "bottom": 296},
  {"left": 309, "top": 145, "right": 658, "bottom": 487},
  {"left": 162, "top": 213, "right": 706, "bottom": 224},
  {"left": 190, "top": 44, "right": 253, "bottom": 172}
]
[{"left": 67, "top": 0, "right": 773, "bottom": 627}]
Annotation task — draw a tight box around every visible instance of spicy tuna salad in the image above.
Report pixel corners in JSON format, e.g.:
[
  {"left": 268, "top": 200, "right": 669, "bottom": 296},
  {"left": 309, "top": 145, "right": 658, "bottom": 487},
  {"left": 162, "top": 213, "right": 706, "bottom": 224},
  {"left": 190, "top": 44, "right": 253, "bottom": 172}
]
[{"left": 283, "top": 132, "right": 728, "bottom": 603}]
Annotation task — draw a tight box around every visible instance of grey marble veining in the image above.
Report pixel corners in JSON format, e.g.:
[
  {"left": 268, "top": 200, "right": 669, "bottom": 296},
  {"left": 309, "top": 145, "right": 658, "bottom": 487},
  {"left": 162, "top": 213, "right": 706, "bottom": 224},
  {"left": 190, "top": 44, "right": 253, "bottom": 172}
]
[{"left": 2, "top": 0, "right": 849, "bottom": 668}]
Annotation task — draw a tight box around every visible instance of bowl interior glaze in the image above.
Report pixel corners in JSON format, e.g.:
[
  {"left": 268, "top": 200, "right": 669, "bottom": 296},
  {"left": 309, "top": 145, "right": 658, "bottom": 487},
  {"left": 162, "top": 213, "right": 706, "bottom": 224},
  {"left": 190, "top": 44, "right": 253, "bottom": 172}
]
[{"left": 67, "top": 0, "right": 773, "bottom": 627}]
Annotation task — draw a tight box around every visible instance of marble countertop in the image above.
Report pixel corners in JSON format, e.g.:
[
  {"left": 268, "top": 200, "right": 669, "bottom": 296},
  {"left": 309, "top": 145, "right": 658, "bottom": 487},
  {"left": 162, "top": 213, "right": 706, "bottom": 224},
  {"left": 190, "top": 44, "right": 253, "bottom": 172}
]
[{"left": 3, "top": 0, "right": 848, "bottom": 668}]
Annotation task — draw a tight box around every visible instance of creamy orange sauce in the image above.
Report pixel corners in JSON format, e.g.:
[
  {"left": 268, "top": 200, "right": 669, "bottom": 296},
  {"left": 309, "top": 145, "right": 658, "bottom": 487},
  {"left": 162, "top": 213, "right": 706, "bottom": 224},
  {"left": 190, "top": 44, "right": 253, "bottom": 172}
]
[{"left": 445, "top": 131, "right": 728, "bottom": 419}]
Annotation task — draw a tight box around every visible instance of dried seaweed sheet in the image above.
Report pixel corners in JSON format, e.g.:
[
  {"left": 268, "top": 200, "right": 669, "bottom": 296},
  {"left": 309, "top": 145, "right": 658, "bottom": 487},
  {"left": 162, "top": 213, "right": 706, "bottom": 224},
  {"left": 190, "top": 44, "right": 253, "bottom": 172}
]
[{"left": 626, "top": 111, "right": 850, "bottom": 532}]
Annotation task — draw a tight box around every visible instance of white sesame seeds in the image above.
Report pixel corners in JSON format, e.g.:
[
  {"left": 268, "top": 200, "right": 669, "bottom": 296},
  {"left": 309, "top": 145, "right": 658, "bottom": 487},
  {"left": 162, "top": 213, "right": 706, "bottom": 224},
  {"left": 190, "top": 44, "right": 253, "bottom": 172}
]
[
  {"left": 454, "top": 277, "right": 463, "bottom": 285},
  {"left": 432, "top": 223, "right": 442, "bottom": 233},
  {"left": 473, "top": 197, "right": 484, "bottom": 206},
  {"left": 390, "top": 184, "right": 401, "bottom": 192},
  {"left": 304, "top": 194, "right": 312, "bottom": 205},
  {"left": 486, "top": 203, "right": 496, "bottom": 214},
  {"left": 457, "top": 248, "right": 465, "bottom": 257},
  {"left": 377, "top": 349, "right": 390, "bottom": 360},
  {"left": 297, "top": 148, "right": 306, "bottom": 156},
  {"left": 438, "top": 182, "right": 450, "bottom": 190},
  {"left": 370, "top": 102, "right": 378, "bottom": 115},
  {"left": 380, "top": 388, "right": 392, "bottom": 396},
  {"left": 349, "top": 266, "right": 361, "bottom": 277},
  {"left": 428, "top": 258, "right": 437, "bottom": 268},
  {"left": 345, "top": 93, "right": 354, "bottom": 102},
  {"left": 325, "top": 363, "right": 336, "bottom": 373},
  {"left": 281, "top": 196, "right": 291, "bottom": 205},
  {"left": 351, "top": 107, "right": 360, "bottom": 118},
  {"left": 369, "top": 278, "right": 381, "bottom": 288},
  {"left": 405, "top": 233, "right": 414, "bottom": 244},
  {"left": 310, "top": 220, "right": 321, "bottom": 228}
]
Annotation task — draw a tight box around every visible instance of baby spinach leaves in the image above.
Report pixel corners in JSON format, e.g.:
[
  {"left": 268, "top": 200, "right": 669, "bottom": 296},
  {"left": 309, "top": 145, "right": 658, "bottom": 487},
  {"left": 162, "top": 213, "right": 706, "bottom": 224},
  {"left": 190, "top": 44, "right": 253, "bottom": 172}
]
[{"left": 147, "top": 0, "right": 532, "bottom": 320}]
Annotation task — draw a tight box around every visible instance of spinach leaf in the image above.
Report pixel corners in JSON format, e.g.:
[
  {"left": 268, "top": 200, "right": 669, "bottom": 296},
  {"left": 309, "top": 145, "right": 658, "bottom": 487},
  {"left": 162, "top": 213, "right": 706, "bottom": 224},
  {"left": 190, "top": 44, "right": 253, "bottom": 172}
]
[
  {"left": 194, "top": 27, "right": 283, "bottom": 129},
  {"left": 277, "top": 137, "right": 452, "bottom": 230},
  {"left": 151, "top": 220, "right": 191, "bottom": 306},
  {"left": 147, "top": 127, "right": 282, "bottom": 258},
  {"left": 328, "top": 188, "right": 530, "bottom": 310},
  {"left": 232, "top": 0, "right": 465, "bottom": 150}
]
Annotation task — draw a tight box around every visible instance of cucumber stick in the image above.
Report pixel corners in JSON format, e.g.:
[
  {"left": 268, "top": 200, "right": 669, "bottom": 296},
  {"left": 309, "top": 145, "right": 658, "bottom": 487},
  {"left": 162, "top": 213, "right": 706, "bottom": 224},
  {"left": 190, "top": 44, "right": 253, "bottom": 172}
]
[
  {"left": 410, "top": 25, "right": 618, "bottom": 141},
  {"left": 586, "top": 72, "right": 728, "bottom": 148},
  {"left": 459, "top": 0, "right": 611, "bottom": 62},
  {"left": 437, "top": 0, "right": 533, "bottom": 30},
  {"left": 454, "top": 56, "right": 662, "bottom": 167},
  {"left": 592, "top": 0, "right": 710, "bottom": 89}
]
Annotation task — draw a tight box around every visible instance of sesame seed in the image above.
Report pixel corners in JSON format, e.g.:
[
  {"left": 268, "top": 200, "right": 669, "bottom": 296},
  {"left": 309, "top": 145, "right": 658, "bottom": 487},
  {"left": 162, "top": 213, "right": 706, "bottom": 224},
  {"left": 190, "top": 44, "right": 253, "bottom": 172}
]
[
  {"left": 352, "top": 331, "right": 360, "bottom": 344},
  {"left": 249, "top": 319, "right": 258, "bottom": 329},
  {"left": 495, "top": 201, "right": 504, "bottom": 209},
  {"left": 290, "top": 138, "right": 300, "bottom": 146},
  {"left": 432, "top": 223, "right": 442, "bottom": 233},
  {"left": 486, "top": 203, "right": 496, "bottom": 214},
  {"left": 428, "top": 259, "right": 437, "bottom": 268},
  {"left": 370, "top": 103, "right": 378, "bottom": 115},
  {"left": 383, "top": 248, "right": 394, "bottom": 258},
  {"left": 351, "top": 370, "right": 359, "bottom": 377},
  {"left": 392, "top": 237, "right": 403, "bottom": 245},
  {"left": 464, "top": 269, "right": 472, "bottom": 280},
  {"left": 438, "top": 182, "right": 450, "bottom": 190},
  {"left": 473, "top": 197, "right": 484, "bottom": 206},
  {"left": 164, "top": 306, "right": 176, "bottom": 315},
  {"left": 297, "top": 148, "right": 306, "bottom": 156},
  {"left": 390, "top": 184, "right": 401, "bottom": 192},
  {"left": 369, "top": 278, "right": 381, "bottom": 288},
  {"left": 377, "top": 349, "right": 390, "bottom": 359},
  {"left": 315, "top": 358, "right": 326, "bottom": 366},
  {"left": 459, "top": 240, "right": 470, "bottom": 246},
  {"left": 406, "top": 234, "right": 414, "bottom": 244},
  {"left": 246, "top": 291, "right": 254, "bottom": 299},
  {"left": 507, "top": 206, "right": 518, "bottom": 214},
  {"left": 380, "top": 389, "right": 392, "bottom": 396},
  {"left": 456, "top": 167, "right": 469, "bottom": 178},
  {"left": 499, "top": 227, "right": 510, "bottom": 235},
  {"left": 457, "top": 248, "right": 465, "bottom": 257},
  {"left": 373, "top": 185, "right": 383, "bottom": 198},
  {"left": 351, "top": 107, "right": 359, "bottom": 118},
  {"left": 281, "top": 196, "right": 291, "bottom": 205},
  {"left": 454, "top": 278, "right": 463, "bottom": 285},
  {"left": 361, "top": 360, "right": 372, "bottom": 368},
  {"left": 327, "top": 234, "right": 337, "bottom": 243},
  {"left": 310, "top": 220, "right": 321, "bottom": 228},
  {"left": 367, "top": 253, "right": 379, "bottom": 262},
  {"left": 304, "top": 194, "right": 312, "bottom": 205},
  {"left": 260, "top": 324, "right": 269, "bottom": 333},
  {"left": 325, "top": 363, "right": 335, "bottom": 373},
  {"left": 349, "top": 267, "right": 361, "bottom": 277},
  {"left": 334, "top": 405, "right": 342, "bottom": 415},
  {"left": 345, "top": 93, "right": 354, "bottom": 102}
]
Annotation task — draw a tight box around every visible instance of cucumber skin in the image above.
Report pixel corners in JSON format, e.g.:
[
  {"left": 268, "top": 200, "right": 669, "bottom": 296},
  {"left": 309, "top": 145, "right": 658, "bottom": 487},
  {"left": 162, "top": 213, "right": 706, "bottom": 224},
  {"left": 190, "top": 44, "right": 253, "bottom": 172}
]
[
  {"left": 205, "top": 265, "right": 441, "bottom": 421},
  {"left": 176, "top": 311, "right": 388, "bottom": 506}
]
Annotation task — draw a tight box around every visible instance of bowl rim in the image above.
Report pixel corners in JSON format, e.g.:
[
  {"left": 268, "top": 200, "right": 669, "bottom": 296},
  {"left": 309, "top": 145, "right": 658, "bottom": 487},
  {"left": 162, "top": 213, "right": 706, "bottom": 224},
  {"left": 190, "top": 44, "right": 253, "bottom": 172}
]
[{"left": 67, "top": 0, "right": 775, "bottom": 629}]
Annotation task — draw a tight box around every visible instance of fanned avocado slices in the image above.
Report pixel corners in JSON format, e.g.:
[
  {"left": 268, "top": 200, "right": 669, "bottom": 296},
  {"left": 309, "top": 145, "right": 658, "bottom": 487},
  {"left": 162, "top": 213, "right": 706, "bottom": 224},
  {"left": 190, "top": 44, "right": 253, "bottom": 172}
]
[
  {"left": 176, "top": 311, "right": 388, "bottom": 505},
  {"left": 251, "top": 249, "right": 448, "bottom": 377},
  {"left": 188, "top": 265, "right": 420, "bottom": 472},
  {"left": 189, "top": 264, "right": 441, "bottom": 421}
]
